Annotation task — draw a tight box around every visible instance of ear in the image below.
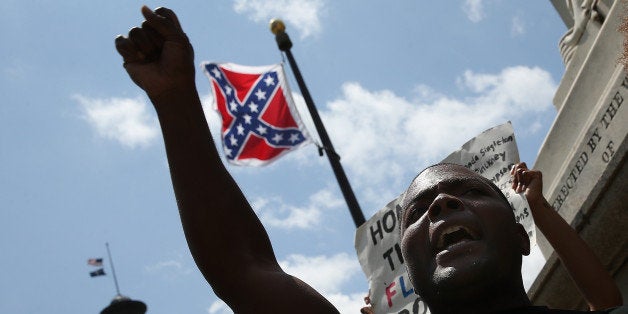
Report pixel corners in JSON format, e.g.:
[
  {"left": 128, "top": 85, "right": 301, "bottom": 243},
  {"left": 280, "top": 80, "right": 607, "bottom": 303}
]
[{"left": 516, "top": 223, "right": 530, "bottom": 256}]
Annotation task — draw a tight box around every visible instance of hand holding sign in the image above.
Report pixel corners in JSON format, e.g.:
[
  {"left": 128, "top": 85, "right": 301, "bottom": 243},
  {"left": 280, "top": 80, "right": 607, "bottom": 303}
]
[{"left": 511, "top": 162, "right": 543, "bottom": 204}]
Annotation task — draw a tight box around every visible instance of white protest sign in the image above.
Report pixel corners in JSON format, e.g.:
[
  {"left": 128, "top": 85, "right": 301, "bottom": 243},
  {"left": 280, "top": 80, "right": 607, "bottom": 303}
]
[
  {"left": 354, "top": 197, "right": 429, "bottom": 314},
  {"left": 441, "top": 121, "right": 535, "bottom": 244},
  {"left": 355, "top": 122, "right": 535, "bottom": 314}
]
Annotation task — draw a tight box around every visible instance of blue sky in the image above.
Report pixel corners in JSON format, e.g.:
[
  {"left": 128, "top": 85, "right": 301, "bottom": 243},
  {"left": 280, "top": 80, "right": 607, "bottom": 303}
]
[{"left": 1, "top": 1, "right": 566, "bottom": 313}]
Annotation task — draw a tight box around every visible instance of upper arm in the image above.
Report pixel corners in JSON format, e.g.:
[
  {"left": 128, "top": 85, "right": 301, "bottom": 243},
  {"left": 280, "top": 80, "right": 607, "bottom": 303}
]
[
  {"left": 151, "top": 88, "right": 337, "bottom": 312},
  {"left": 214, "top": 262, "right": 339, "bottom": 313},
  {"left": 174, "top": 165, "right": 338, "bottom": 313}
]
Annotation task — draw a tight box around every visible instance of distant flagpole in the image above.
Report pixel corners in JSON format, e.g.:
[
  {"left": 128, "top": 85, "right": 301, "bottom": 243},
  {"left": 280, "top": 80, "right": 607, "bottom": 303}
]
[
  {"left": 270, "top": 19, "right": 366, "bottom": 228},
  {"left": 105, "top": 242, "right": 122, "bottom": 296}
]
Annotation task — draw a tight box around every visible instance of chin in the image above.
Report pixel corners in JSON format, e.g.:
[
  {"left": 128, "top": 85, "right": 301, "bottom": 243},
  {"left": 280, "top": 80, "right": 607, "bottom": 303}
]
[{"left": 426, "top": 256, "right": 496, "bottom": 301}]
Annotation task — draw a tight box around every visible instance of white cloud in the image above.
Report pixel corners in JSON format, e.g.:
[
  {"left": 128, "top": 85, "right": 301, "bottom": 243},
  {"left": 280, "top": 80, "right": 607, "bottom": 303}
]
[
  {"left": 205, "top": 253, "right": 366, "bottom": 314},
  {"left": 207, "top": 300, "right": 230, "bottom": 314},
  {"left": 280, "top": 253, "right": 366, "bottom": 313},
  {"left": 463, "top": 0, "right": 486, "bottom": 23},
  {"left": 319, "top": 66, "right": 556, "bottom": 206},
  {"left": 251, "top": 187, "right": 342, "bottom": 229},
  {"left": 207, "top": 293, "right": 366, "bottom": 314},
  {"left": 200, "top": 93, "right": 226, "bottom": 146},
  {"left": 527, "top": 119, "right": 543, "bottom": 134},
  {"left": 279, "top": 253, "right": 360, "bottom": 293},
  {"left": 199, "top": 66, "right": 555, "bottom": 212},
  {"left": 4, "top": 63, "right": 28, "bottom": 81},
  {"left": 511, "top": 15, "right": 526, "bottom": 36},
  {"left": 292, "top": 92, "right": 320, "bottom": 145},
  {"left": 144, "top": 256, "right": 194, "bottom": 281},
  {"left": 232, "top": 0, "right": 325, "bottom": 39},
  {"left": 326, "top": 292, "right": 369, "bottom": 314},
  {"left": 522, "top": 246, "right": 546, "bottom": 290},
  {"left": 75, "top": 95, "right": 159, "bottom": 148},
  {"left": 145, "top": 260, "right": 192, "bottom": 274},
  {"left": 461, "top": 66, "right": 555, "bottom": 113}
]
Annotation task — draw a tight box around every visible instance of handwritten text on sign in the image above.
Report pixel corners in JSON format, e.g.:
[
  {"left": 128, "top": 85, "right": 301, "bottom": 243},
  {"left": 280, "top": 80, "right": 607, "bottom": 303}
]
[
  {"left": 442, "top": 122, "right": 535, "bottom": 243},
  {"left": 355, "top": 122, "right": 532, "bottom": 314}
]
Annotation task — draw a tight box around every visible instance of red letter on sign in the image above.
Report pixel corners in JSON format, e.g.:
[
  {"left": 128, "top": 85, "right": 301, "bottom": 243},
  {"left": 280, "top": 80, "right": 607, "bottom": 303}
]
[{"left": 386, "top": 281, "right": 397, "bottom": 307}]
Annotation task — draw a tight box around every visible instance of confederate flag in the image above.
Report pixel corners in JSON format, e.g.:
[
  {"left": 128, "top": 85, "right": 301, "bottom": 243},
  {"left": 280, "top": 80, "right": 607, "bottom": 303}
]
[{"left": 202, "top": 62, "right": 311, "bottom": 166}]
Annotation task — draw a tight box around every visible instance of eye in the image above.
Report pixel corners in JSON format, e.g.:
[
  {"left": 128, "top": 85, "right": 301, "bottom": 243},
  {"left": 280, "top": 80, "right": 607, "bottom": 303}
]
[
  {"left": 463, "top": 187, "right": 485, "bottom": 196},
  {"left": 405, "top": 205, "right": 427, "bottom": 225}
]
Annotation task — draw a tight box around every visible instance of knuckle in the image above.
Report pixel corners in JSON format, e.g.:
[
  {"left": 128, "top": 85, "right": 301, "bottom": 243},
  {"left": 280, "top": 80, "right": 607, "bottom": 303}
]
[
  {"left": 114, "top": 35, "right": 127, "bottom": 46},
  {"left": 155, "top": 7, "right": 174, "bottom": 16},
  {"left": 128, "top": 27, "right": 143, "bottom": 36},
  {"left": 155, "top": 7, "right": 169, "bottom": 13}
]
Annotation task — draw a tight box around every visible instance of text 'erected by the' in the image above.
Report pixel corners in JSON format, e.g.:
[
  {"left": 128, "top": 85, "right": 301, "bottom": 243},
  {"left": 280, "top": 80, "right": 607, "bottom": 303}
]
[{"left": 552, "top": 76, "right": 626, "bottom": 210}]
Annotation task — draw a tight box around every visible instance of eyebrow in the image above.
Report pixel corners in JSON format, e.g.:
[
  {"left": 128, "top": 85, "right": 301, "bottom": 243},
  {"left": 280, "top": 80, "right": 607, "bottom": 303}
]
[{"left": 403, "top": 176, "right": 490, "bottom": 209}]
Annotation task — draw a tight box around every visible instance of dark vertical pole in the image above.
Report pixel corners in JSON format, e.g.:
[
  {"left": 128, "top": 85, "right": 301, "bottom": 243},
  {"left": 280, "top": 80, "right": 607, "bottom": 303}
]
[
  {"left": 106, "top": 242, "right": 122, "bottom": 296},
  {"left": 270, "top": 19, "right": 366, "bottom": 228}
]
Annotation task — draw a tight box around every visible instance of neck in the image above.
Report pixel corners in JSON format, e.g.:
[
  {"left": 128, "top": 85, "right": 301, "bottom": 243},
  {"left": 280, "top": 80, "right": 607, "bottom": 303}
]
[{"left": 425, "top": 280, "right": 531, "bottom": 314}]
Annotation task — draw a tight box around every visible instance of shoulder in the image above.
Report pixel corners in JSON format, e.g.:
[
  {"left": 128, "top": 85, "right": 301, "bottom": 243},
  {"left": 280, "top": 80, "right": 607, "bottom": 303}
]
[
  {"left": 495, "top": 306, "right": 627, "bottom": 314},
  {"left": 606, "top": 306, "right": 628, "bottom": 314},
  {"left": 536, "top": 306, "right": 628, "bottom": 314}
]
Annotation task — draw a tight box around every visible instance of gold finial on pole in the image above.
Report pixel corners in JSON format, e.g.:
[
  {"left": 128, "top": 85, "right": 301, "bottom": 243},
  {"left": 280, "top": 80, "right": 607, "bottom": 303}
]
[{"left": 269, "top": 18, "right": 286, "bottom": 35}]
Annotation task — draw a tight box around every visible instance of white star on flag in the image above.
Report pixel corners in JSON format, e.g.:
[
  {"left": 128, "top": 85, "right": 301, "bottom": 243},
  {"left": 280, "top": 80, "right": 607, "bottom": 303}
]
[
  {"left": 264, "top": 76, "right": 275, "bottom": 86},
  {"left": 256, "top": 125, "right": 268, "bottom": 135},
  {"left": 248, "top": 102, "right": 259, "bottom": 113},
  {"left": 271, "top": 133, "right": 283, "bottom": 143},
  {"left": 203, "top": 62, "right": 312, "bottom": 166},
  {"left": 229, "top": 100, "right": 238, "bottom": 111},
  {"left": 211, "top": 68, "right": 221, "bottom": 78},
  {"left": 289, "top": 133, "right": 300, "bottom": 143},
  {"left": 255, "top": 89, "right": 266, "bottom": 100},
  {"left": 243, "top": 114, "right": 252, "bottom": 124}
]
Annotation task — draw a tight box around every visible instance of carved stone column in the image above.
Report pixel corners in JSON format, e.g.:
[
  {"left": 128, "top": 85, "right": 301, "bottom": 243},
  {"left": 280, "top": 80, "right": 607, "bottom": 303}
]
[{"left": 528, "top": 0, "right": 628, "bottom": 308}]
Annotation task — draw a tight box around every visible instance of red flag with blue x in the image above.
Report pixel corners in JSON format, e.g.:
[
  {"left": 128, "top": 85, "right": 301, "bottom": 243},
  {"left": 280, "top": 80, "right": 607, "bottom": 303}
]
[{"left": 203, "top": 62, "right": 311, "bottom": 166}]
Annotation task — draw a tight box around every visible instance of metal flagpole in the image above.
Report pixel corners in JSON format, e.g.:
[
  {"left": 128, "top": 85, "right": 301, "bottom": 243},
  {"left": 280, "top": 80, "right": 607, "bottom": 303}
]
[
  {"left": 269, "top": 19, "right": 366, "bottom": 228},
  {"left": 105, "top": 242, "right": 122, "bottom": 296}
]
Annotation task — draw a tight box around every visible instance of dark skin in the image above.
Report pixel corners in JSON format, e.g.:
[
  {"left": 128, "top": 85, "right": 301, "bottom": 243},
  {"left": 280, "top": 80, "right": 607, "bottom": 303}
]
[
  {"left": 395, "top": 163, "right": 622, "bottom": 313},
  {"left": 116, "top": 7, "right": 621, "bottom": 313},
  {"left": 511, "top": 163, "right": 622, "bottom": 310},
  {"left": 399, "top": 164, "right": 531, "bottom": 313},
  {"left": 115, "top": 6, "right": 338, "bottom": 313}
]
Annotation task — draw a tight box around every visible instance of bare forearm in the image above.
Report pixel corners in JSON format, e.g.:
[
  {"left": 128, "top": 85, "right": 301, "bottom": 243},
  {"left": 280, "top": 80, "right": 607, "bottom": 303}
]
[
  {"left": 116, "top": 7, "right": 339, "bottom": 312},
  {"left": 150, "top": 87, "right": 279, "bottom": 279},
  {"left": 530, "top": 198, "right": 622, "bottom": 309}
]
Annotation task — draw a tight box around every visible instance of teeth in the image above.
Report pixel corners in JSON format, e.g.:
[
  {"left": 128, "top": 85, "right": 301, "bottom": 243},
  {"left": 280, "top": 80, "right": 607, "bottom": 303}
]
[
  {"left": 437, "top": 226, "right": 461, "bottom": 250},
  {"left": 436, "top": 225, "right": 476, "bottom": 251}
]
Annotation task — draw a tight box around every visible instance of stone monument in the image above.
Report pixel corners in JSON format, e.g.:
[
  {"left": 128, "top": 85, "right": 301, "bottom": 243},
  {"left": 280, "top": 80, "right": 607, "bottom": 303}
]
[{"left": 528, "top": 0, "right": 628, "bottom": 309}]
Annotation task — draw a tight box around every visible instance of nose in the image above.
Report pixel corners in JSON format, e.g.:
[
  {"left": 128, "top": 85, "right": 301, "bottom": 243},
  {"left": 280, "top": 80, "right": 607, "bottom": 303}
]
[{"left": 428, "top": 193, "right": 463, "bottom": 220}]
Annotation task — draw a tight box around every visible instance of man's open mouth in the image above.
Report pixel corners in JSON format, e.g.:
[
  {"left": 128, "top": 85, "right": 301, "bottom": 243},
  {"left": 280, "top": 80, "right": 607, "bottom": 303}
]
[{"left": 435, "top": 225, "right": 480, "bottom": 252}]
